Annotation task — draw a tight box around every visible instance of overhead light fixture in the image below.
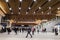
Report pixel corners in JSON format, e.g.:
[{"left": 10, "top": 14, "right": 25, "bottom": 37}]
[
  {"left": 42, "top": 19, "right": 48, "bottom": 22},
  {"left": 19, "top": 7, "right": 21, "bottom": 10},
  {"left": 28, "top": 7, "right": 31, "bottom": 10},
  {"left": 19, "top": 0, "right": 22, "bottom": 2},
  {"left": 47, "top": 12, "right": 50, "bottom": 15},
  {"left": 49, "top": 7, "right": 51, "bottom": 9},
  {"left": 9, "top": 8, "right": 12, "bottom": 10},
  {"left": 26, "top": 12, "right": 28, "bottom": 14},
  {"left": 33, "top": 0, "right": 36, "bottom": 2},
  {"left": 48, "top": 0, "right": 51, "bottom": 2},
  {"left": 56, "top": 13, "right": 60, "bottom": 16},
  {"left": 47, "top": 11, "right": 51, "bottom": 14},
  {"left": 5, "top": 0, "right": 9, "bottom": 2},
  {"left": 18, "top": 12, "right": 20, "bottom": 14},
  {"left": 41, "top": 11, "right": 43, "bottom": 14},
  {"left": 34, "top": 11, "right": 35, "bottom": 14},
  {"left": 57, "top": 7, "right": 60, "bottom": 10},
  {"left": 39, "top": 7, "right": 41, "bottom": 9},
  {"left": 57, "top": 11, "right": 60, "bottom": 14},
  {"left": 11, "top": 12, "right": 13, "bottom": 14}
]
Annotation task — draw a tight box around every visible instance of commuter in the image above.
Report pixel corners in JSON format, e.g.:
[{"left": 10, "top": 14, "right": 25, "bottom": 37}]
[
  {"left": 37, "top": 29, "right": 39, "bottom": 33},
  {"left": 37, "top": 27, "right": 39, "bottom": 33},
  {"left": 6, "top": 22, "right": 12, "bottom": 34},
  {"left": 19, "top": 28, "right": 21, "bottom": 32},
  {"left": 13, "top": 27, "right": 18, "bottom": 35},
  {"left": 52, "top": 28, "right": 54, "bottom": 32},
  {"left": 6, "top": 26, "right": 11, "bottom": 34},
  {"left": 26, "top": 27, "right": 32, "bottom": 38},
  {"left": 42, "top": 28, "right": 46, "bottom": 32},
  {"left": 55, "top": 27, "right": 58, "bottom": 35},
  {"left": 2, "top": 27, "right": 6, "bottom": 32},
  {"left": 32, "top": 27, "right": 35, "bottom": 35},
  {"left": 44, "top": 28, "right": 46, "bottom": 32}
]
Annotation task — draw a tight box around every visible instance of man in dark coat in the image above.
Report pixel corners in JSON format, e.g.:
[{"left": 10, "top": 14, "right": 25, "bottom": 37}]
[
  {"left": 55, "top": 28, "right": 58, "bottom": 35},
  {"left": 26, "top": 27, "right": 32, "bottom": 38},
  {"left": 13, "top": 27, "right": 18, "bottom": 35}
]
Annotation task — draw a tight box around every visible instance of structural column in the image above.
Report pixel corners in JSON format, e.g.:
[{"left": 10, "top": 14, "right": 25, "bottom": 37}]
[
  {"left": 0, "top": 15, "right": 2, "bottom": 30},
  {"left": 0, "top": 15, "right": 2, "bottom": 23}
]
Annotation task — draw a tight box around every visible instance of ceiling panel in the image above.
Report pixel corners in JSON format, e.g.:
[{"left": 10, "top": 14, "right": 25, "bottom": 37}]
[
  {"left": 20, "top": 0, "right": 32, "bottom": 14},
  {"left": 0, "top": 0, "right": 60, "bottom": 23},
  {"left": 0, "top": 0, "right": 10, "bottom": 14},
  {"left": 29, "top": 0, "right": 47, "bottom": 14}
]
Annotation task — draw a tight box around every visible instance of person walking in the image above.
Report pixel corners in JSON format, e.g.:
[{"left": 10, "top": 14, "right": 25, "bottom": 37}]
[
  {"left": 37, "top": 27, "right": 39, "bottom": 33},
  {"left": 13, "top": 27, "right": 18, "bottom": 35},
  {"left": 26, "top": 27, "right": 32, "bottom": 38},
  {"left": 31, "top": 27, "right": 35, "bottom": 35},
  {"left": 55, "top": 27, "right": 58, "bottom": 35}
]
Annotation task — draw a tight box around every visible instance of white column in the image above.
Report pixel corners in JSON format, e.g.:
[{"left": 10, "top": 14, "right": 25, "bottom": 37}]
[
  {"left": 58, "top": 25, "right": 59, "bottom": 33},
  {"left": 0, "top": 15, "right": 2, "bottom": 30},
  {"left": 0, "top": 15, "right": 2, "bottom": 23}
]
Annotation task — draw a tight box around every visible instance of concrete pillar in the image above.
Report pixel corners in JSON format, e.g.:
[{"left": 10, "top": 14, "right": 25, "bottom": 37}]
[
  {"left": 0, "top": 15, "right": 2, "bottom": 30},
  {"left": 0, "top": 15, "right": 2, "bottom": 23}
]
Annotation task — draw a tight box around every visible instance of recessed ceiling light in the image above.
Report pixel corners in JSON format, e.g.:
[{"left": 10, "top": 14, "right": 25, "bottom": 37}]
[
  {"left": 33, "top": 0, "right": 36, "bottom": 2},
  {"left": 34, "top": 11, "right": 35, "bottom": 14},
  {"left": 34, "top": 12, "right": 35, "bottom": 14},
  {"left": 57, "top": 11, "right": 60, "bottom": 14},
  {"left": 5, "top": 0, "right": 9, "bottom": 2},
  {"left": 11, "top": 12, "right": 13, "bottom": 14},
  {"left": 19, "top": 7, "right": 21, "bottom": 10},
  {"left": 9, "top": 8, "right": 12, "bottom": 10},
  {"left": 26, "top": 12, "right": 28, "bottom": 14},
  {"left": 41, "top": 11, "right": 43, "bottom": 14},
  {"left": 42, "top": 19, "right": 48, "bottom": 22},
  {"left": 57, "top": 7, "right": 60, "bottom": 10},
  {"left": 18, "top": 12, "right": 20, "bottom": 14},
  {"left": 49, "top": 7, "right": 51, "bottom": 9},
  {"left": 47, "top": 11, "right": 51, "bottom": 14},
  {"left": 47, "top": 12, "right": 50, "bottom": 15},
  {"left": 39, "top": 7, "right": 41, "bottom": 9},
  {"left": 28, "top": 7, "right": 31, "bottom": 10},
  {"left": 48, "top": 0, "right": 51, "bottom": 2},
  {"left": 19, "top": 0, "right": 22, "bottom": 2}
]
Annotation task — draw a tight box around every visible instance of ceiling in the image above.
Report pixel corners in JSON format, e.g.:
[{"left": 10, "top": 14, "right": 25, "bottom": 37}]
[{"left": 0, "top": 0, "right": 60, "bottom": 25}]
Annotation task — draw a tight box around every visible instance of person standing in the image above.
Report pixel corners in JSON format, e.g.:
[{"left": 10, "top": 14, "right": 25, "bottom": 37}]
[
  {"left": 6, "top": 25, "right": 11, "bottom": 34},
  {"left": 55, "top": 27, "right": 58, "bottom": 35},
  {"left": 26, "top": 27, "right": 32, "bottom": 38},
  {"left": 54, "top": 25, "right": 58, "bottom": 35},
  {"left": 37, "top": 27, "right": 39, "bottom": 33},
  {"left": 6, "top": 22, "right": 12, "bottom": 34},
  {"left": 31, "top": 27, "right": 35, "bottom": 35}
]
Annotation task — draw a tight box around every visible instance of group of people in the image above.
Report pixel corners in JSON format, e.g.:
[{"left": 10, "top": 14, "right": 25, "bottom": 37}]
[
  {"left": 26, "top": 27, "right": 36, "bottom": 38},
  {"left": 0, "top": 25, "right": 59, "bottom": 38},
  {"left": 52, "top": 26, "right": 59, "bottom": 35},
  {"left": 1, "top": 26, "right": 36, "bottom": 38},
  {"left": 1, "top": 27, "right": 18, "bottom": 35}
]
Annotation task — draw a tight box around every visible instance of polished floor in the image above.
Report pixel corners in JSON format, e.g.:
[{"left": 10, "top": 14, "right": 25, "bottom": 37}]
[{"left": 0, "top": 31, "right": 60, "bottom": 40}]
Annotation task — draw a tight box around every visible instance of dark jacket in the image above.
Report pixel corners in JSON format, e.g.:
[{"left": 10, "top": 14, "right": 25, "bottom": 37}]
[{"left": 27, "top": 28, "right": 31, "bottom": 33}]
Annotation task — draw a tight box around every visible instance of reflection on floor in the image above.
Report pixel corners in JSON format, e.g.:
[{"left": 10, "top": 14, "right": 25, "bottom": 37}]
[{"left": 0, "top": 31, "right": 60, "bottom": 40}]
